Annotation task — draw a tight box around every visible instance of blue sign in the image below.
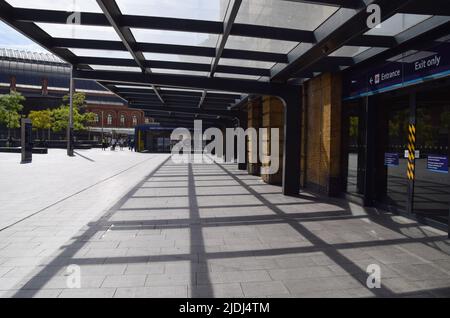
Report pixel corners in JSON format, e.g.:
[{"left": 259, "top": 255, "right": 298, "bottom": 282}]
[
  {"left": 385, "top": 153, "right": 399, "bottom": 167},
  {"left": 427, "top": 155, "right": 449, "bottom": 174},
  {"left": 344, "top": 41, "right": 450, "bottom": 99}
]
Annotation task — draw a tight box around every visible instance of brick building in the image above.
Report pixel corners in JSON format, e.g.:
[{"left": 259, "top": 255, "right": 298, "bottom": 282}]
[{"left": 84, "top": 104, "right": 150, "bottom": 129}]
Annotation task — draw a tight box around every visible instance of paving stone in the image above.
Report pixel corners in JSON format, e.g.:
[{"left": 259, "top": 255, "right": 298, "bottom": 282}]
[
  {"left": 59, "top": 288, "right": 116, "bottom": 298},
  {"left": 115, "top": 286, "right": 188, "bottom": 298},
  {"left": 101, "top": 275, "right": 147, "bottom": 288},
  {"left": 190, "top": 283, "right": 244, "bottom": 298},
  {"left": 241, "top": 281, "right": 289, "bottom": 297},
  {"left": 1, "top": 154, "right": 450, "bottom": 298}
]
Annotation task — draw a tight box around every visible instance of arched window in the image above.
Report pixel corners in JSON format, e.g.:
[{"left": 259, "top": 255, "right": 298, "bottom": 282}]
[
  {"left": 107, "top": 114, "right": 113, "bottom": 125},
  {"left": 132, "top": 115, "right": 138, "bottom": 126},
  {"left": 94, "top": 114, "right": 99, "bottom": 123},
  {"left": 120, "top": 114, "right": 125, "bottom": 126}
]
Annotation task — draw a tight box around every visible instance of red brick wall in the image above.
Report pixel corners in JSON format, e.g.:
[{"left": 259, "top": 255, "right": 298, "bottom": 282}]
[{"left": 85, "top": 104, "right": 146, "bottom": 128}]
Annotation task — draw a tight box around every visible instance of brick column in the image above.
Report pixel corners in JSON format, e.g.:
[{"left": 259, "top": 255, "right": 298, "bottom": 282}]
[
  {"left": 261, "top": 96, "right": 284, "bottom": 185},
  {"left": 10, "top": 75, "right": 16, "bottom": 92},
  {"left": 304, "top": 72, "right": 342, "bottom": 196},
  {"left": 247, "top": 97, "right": 262, "bottom": 176},
  {"left": 42, "top": 78, "right": 48, "bottom": 96}
]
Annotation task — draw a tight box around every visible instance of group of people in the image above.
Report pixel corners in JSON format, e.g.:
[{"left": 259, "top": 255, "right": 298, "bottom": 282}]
[{"left": 101, "top": 137, "right": 135, "bottom": 152}]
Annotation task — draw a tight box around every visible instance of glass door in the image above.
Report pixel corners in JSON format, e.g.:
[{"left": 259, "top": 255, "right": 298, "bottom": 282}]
[
  {"left": 413, "top": 102, "right": 450, "bottom": 223},
  {"left": 381, "top": 104, "right": 410, "bottom": 212}
]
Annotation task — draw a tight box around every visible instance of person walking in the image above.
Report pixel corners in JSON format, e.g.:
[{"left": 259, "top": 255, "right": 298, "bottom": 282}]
[
  {"left": 119, "top": 138, "right": 124, "bottom": 151},
  {"left": 101, "top": 138, "right": 107, "bottom": 151}
]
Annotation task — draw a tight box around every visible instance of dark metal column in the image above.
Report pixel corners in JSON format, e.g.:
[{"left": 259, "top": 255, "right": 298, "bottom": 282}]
[
  {"left": 282, "top": 89, "right": 302, "bottom": 196},
  {"left": 67, "top": 66, "right": 74, "bottom": 157},
  {"left": 238, "top": 111, "right": 248, "bottom": 171}
]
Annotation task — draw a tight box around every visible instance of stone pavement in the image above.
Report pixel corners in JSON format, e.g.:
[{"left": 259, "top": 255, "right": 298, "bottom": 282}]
[
  {"left": 0, "top": 149, "right": 170, "bottom": 296},
  {"left": 1, "top": 152, "right": 450, "bottom": 298}
]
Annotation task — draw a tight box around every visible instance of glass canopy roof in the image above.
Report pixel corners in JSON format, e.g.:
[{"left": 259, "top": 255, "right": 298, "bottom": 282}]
[
  {"left": 1, "top": 0, "right": 449, "bottom": 117},
  {"left": 236, "top": 0, "right": 339, "bottom": 30}
]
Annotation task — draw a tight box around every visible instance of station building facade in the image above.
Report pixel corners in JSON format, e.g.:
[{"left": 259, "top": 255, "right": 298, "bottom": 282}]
[
  {"left": 246, "top": 34, "right": 450, "bottom": 230},
  {"left": 0, "top": 48, "right": 151, "bottom": 141}
]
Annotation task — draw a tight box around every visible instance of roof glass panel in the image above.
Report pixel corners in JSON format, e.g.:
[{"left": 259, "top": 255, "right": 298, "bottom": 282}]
[
  {"left": 236, "top": 0, "right": 339, "bottom": 30},
  {"left": 70, "top": 48, "right": 132, "bottom": 59},
  {"left": 36, "top": 23, "right": 121, "bottom": 41},
  {"left": 330, "top": 46, "right": 371, "bottom": 57},
  {"left": 225, "top": 35, "right": 297, "bottom": 54},
  {"left": 219, "top": 58, "right": 275, "bottom": 69},
  {"left": 116, "top": 0, "right": 230, "bottom": 21},
  {"left": 215, "top": 73, "right": 261, "bottom": 80},
  {"left": 161, "top": 87, "right": 204, "bottom": 93},
  {"left": 143, "top": 52, "right": 212, "bottom": 64},
  {"left": 90, "top": 65, "right": 141, "bottom": 72},
  {"left": 365, "top": 14, "right": 432, "bottom": 36},
  {"left": 5, "top": 0, "right": 102, "bottom": 12},
  {"left": 131, "top": 29, "right": 219, "bottom": 47},
  {"left": 151, "top": 69, "right": 208, "bottom": 77},
  {"left": 115, "top": 84, "right": 152, "bottom": 90}
]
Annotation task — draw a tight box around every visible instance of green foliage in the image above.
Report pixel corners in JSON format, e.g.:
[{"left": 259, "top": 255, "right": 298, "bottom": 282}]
[
  {"left": 0, "top": 92, "right": 25, "bottom": 129},
  {"left": 349, "top": 116, "right": 359, "bottom": 138},
  {"left": 29, "top": 109, "right": 52, "bottom": 130},
  {"left": 50, "top": 92, "right": 96, "bottom": 132}
]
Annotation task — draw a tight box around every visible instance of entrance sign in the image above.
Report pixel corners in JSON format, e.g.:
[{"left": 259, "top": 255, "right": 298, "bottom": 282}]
[
  {"left": 344, "top": 41, "right": 450, "bottom": 99},
  {"left": 427, "top": 155, "right": 449, "bottom": 174},
  {"left": 384, "top": 153, "right": 399, "bottom": 167}
]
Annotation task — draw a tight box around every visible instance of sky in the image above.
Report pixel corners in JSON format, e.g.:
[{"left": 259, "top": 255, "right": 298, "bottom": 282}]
[{"left": 0, "top": 21, "right": 49, "bottom": 53}]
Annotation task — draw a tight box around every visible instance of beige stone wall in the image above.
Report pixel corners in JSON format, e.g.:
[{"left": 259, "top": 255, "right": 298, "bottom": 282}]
[
  {"left": 303, "top": 73, "right": 342, "bottom": 195},
  {"left": 260, "top": 96, "right": 284, "bottom": 185}
]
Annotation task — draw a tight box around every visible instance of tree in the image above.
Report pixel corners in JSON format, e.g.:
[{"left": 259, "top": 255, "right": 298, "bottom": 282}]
[
  {"left": 29, "top": 109, "right": 52, "bottom": 139},
  {"left": 0, "top": 92, "right": 25, "bottom": 138},
  {"left": 50, "top": 92, "right": 96, "bottom": 133}
]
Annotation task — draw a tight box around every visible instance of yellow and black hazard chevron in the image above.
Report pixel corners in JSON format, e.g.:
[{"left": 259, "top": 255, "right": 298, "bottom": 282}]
[{"left": 407, "top": 124, "right": 416, "bottom": 181}]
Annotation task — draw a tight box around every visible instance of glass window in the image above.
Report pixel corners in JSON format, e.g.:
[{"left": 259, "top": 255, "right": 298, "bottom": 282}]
[
  {"left": 236, "top": 0, "right": 339, "bottom": 31},
  {"left": 143, "top": 52, "right": 212, "bottom": 65},
  {"left": 343, "top": 102, "right": 366, "bottom": 196},
  {"left": 131, "top": 29, "right": 219, "bottom": 47},
  {"left": 116, "top": 0, "right": 229, "bottom": 21},
  {"left": 330, "top": 46, "right": 371, "bottom": 58},
  {"left": 5, "top": 0, "right": 102, "bottom": 12},
  {"left": 120, "top": 114, "right": 125, "bottom": 126},
  {"left": 413, "top": 96, "right": 450, "bottom": 223},
  {"left": 219, "top": 58, "right": 275, "bottom": 69},
  {"left": 132, "top": 115, "right": 138, "bottom": 126},
  {"left": 365, "top": 14, "right": 432, "bottom": 37},
  {"left": 69, "top": 49, "right": 132, "bottom": 60},
  {"left": 381, "top": 100, "right": 410, "bottom": 211},
  {"left": 215, "top": 73, "right": 261, "bottom": 80},
  {"left": 36, "top": 23, "right": 120, "bottom": 41},
  {"left": 90, "top": 65, "right": 141, "bottom": 72},
  {"left": 150, "top": 68, "right": 208, "bottom": 77},
  {"left": 225, "top": 35, "right": 298, "bottom": 54},
  {"left": 107, "top": 114, "right": 113, "bottom": 125},
  {"left": 94, "top": 113, "right": 99, "bottom": 123}
]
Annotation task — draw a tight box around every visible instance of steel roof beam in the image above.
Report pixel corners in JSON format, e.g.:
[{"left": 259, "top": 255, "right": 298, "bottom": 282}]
[
  {"left": 96, "top": 0, "right": 165, "bottom": 105},
  {"left": 11, "top": 7, "right": 395, "bottom": 45},
  {"left": 280, "top": 0, "right": 363, "bottom": 8},
  {"left": 73, "top": 69, "right": 295, "bottom": 97},
  {"left": 128, "top": 105, "right": 237, "bottom": 118},
  {"left": 271, "top": 0, "right": 414, "bottom": 82},
  {"left": 75, "top": 57, "right": 271, "bottom": 77}
]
